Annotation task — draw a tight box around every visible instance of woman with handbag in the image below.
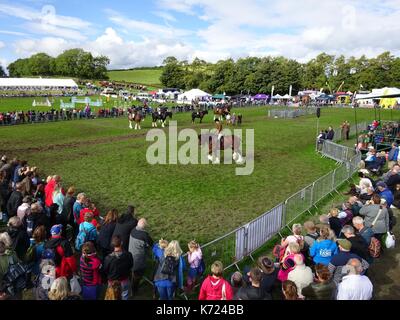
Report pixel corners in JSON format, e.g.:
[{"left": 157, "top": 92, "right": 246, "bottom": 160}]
[
  {"left": 153, "top": 240, "right": 185, "bottom": 300},
  {"left": 360, "top": 195, "right": 389, "bottom": 244}
]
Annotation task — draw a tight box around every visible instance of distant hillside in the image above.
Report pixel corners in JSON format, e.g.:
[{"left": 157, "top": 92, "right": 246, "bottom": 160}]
[{"left": 107, "top": 68, "right": 163, "bottom": 88}]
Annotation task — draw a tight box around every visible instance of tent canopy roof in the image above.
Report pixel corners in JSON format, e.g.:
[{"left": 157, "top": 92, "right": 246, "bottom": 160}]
[
  {"left": 0, "top": 78, "right": 78, "bottom": 88},
  {"left": 178, "top": 88, "right": 211, "bottom": 100}
]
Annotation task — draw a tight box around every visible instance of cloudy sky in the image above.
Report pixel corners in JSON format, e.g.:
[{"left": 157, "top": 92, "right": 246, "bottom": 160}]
[{"left": 0, "top": 0, "right": 400, "bottom": 70}]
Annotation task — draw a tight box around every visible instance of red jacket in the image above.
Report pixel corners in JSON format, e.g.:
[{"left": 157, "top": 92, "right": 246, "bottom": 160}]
[
  {"left": 44, "top": 179, "right": 65, "bottom": 208},
  {"left": 44, "top": 179, "right": 56, "bottom": 207},
  {"left": 198, "top": 276, "right": 234, "bottom": 300},
  {"left": 45, "top": 236, "right": 77, "bottom": 279},
  {"left": 78, "top": 208, "right": 100, "bottom": 226}
]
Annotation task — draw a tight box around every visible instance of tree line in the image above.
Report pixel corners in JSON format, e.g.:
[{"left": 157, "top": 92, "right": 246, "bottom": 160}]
[
  {"left": 160, "top": 52, "right": 400, "bottom": 95},
  {"left": 7, "top": 49, "right": 110, "bottom": 80}
]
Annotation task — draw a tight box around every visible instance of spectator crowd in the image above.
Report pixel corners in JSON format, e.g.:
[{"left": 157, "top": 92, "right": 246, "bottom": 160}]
[{"left": 0, "top": 121, "right": 398, "bottom": 301}]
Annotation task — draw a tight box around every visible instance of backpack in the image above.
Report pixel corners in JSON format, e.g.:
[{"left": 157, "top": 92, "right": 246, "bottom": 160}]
[
  {"left": 369, "top": 237, "right": 381, "bottom": 258},
  {"left": 197, "top": 258, "right": 206, "bottom": 276},
  {"left": 75, "top": 224, "right": 97, "bottom": 251},
  {"left": 161, "top": 256, "right": 178, "bottom": 276},
  {"left": 2, "top": 255, "right": 32, "bottom": 296}
]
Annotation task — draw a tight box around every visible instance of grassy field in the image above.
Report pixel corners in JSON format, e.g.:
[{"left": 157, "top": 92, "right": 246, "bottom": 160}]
[
  {"left": 1, "top": 107, "right": 398, "bottom": 245},
  {"left": 107, "top": 68, "right": 163, "bottom": 88}
]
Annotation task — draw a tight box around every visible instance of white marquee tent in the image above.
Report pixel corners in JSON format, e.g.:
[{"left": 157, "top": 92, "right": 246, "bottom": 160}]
[
  {"left": 0, "top": 78, "right": 78, "bottom": 89},
  {"left": 178, "top": 89, "right": 211, "bottom": 101}
]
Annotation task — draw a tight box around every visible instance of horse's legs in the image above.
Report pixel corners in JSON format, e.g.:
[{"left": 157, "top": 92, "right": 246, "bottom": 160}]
[
  {"left": 162, "top": 121, "right": 165, "bottom": 128},
  {"left": 129, "top": 121, "right": 133, "bottom": 129}
]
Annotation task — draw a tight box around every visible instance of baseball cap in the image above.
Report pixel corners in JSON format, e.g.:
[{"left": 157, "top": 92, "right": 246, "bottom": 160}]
[{"left": 50, "top": 224, "right": 63, "bottom": 236}]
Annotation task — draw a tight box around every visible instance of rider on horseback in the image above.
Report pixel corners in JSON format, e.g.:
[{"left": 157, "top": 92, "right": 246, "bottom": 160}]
[{"left": 214, "top": 119, "right": 224, "bottom": 146}]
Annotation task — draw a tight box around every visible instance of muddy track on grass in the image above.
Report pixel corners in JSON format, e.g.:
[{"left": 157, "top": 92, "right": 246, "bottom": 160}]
[{"left": 1, "top": 122, "right": 216, "bottom": 154}]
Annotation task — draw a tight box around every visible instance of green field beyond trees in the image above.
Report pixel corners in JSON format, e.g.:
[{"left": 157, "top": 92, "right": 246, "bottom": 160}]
[
  {"left": 107, "top": 68, "right": 163, "bottom": 87},
  {"left": 1, "top": 107, "right": 398, "bottom": 245}
]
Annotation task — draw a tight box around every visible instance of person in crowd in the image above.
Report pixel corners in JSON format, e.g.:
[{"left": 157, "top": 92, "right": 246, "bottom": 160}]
[
  {"left": 280, "top": 223, "right": 304, "bottom": 249},
  {"left": 235, "top": 268, "right": 271, "bottom": 300},
  {"left": 387, "top": 142, "right": 399, "bottom": 169},
  {"left": 392, "top": 183, "right": 400, "bottom": 209},
  {"left": 255, "top": 256, "right": 279, "bottom": 298},
  {"left": 27, "top": 225, "right": 47, "bottom": 276},
  {"left": 153, "top": 240, "right": 185, "bottom": 300},
  {"left": 20, "top": 168, "right": 34, "bottom": 197},
  {"left": 359, "top": 194, "right": 390, "bottom": 243},
  {"left": 52, "top": 183, "right": 65, "bottom": 216},
  {"left": 359, "top": 187, "right": 375, "bottom": 204},
  {"left": 6, "top": 216, "right": 30, "bottom": 261},
  {"left": 97, "top": 209, "right": 118, "bottom": 259},
  {"left": 385, "top": 164, "right": 400, "bottom": 192},
  {"left": 128, "top": 218, "right": 153, "bottom": 295},
  {"left": 48, "top": 277, "right": 81, "bottom": 300},
  {"left": 328, "top": 208, "right": 342, "bottom": 238},
  {"left": 277, "top": 242, "right": 301, "bottom": 282},
  {"left": 356, "top": 170, "right": 373, "bottom": 195},
  {"left": 104, "top": 280, "right": 122, "bottom": 300},
  {"left": 199, "top": 261, "right": 234, "bottom": 300},
  {"left": 6, "top": 182, "right": 23, "bottom": 218},
  {"left": 282, "top": 280, "right": 301, "bottom": 300},
  {"left": 341, "top": 225, "right": 370, "bottom": 262},
  {"left": 80, "top": 242, "right": 102, "bottom": 300},
  {"left": 302, "top": 264, "right": 336, "bottom": 300},
  {"left": 0, "top": 170, "right": 10, "bottom": 217},
  {"left": 309, "top": 226, "right": 338, "bottom": 266},
  {"left": 287, "top": 254, "right": 313, "bottom": 299},
  {"left": 78, "top": 198, "right": 100, "bottom": 226},
  {"left": 352, "top": 216, "right": 374, "bottom": 246},
  {"left": 185, "top": 240, "right": 203, "bottom": 293},
  {"left": 75, "top": 212, "right": 98, "bottom": 252},
  {"left": 17, "top": 196, "right": 32, "bottom": 222},
  {"left": 328, "top": 239, "right": 369, "bottom": 284},
  {"left": 303, "top": 221, "right": 319, "bottom": 249},
  {"left": 61, "top": 187, "right": 76, "bottom": 227},
  {"left": 0, "top": 234, "right": 19, "bottom": 283},
  {"left": 44, "top": 176, "right": 62, "bottom": 210},
  {"left": 336, "top": 259, "right": 373, "bottom": 300},
  {"left": 113, "top": 205, "right": 138, "bottom": 251},
  {"left": 376, "top": 182, "right": 394, "bottom": 208},
  {"left": 102, "top": 235, "right": 133, "bottom": 301},
  {"left": 326, "top": 126, "right": 335, "bottom": 141},
  {"left": 27, "top": 202, "right": 50, "bottom": 237},
  {"left": 44, "top": 224, "right": 77, "bottom": 279},
  {"left": 73, "top": 193, "right": 86, "bottom": 226},
  {"left": 230, "top": 272, "right": 245, "bottom": 296}
]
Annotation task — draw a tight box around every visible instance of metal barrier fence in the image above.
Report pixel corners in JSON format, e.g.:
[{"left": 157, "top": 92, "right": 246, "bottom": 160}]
[
  {"left": 199, "top": 140, "right": 361, "bottom": 272},
  {"left": 268, "top": 108, "right": 316, "bottom": 119},
  {"left": 333, "top": 122, "right": 367, "bottom": 142}
]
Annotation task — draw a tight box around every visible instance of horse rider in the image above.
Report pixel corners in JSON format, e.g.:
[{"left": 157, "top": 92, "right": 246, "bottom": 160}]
[{"left": 214, "top": 119, "right": 224, "bottom": 146}]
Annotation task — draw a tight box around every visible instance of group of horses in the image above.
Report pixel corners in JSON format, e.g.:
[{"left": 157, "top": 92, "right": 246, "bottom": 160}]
[{"left": 128, "top": 105, "right": 244, "bottom": 164}]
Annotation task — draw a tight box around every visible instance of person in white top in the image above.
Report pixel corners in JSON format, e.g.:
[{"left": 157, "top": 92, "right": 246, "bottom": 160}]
[
  {"left": 357, "top": 170, "right": 373, "bottom": 195},
  {"left": 281, "top": 224, "right": 304, "bottom": 248},
  {"left": 288, "top": 254, "right": 314, "bottom": 298},
  {"left": 337, "top": 258, "right": 373, "bottom": 300}
]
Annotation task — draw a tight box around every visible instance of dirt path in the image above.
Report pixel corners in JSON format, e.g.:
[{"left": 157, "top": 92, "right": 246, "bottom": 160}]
[{"left": 368, "top": 208, "right": 400, "bottom": 299}]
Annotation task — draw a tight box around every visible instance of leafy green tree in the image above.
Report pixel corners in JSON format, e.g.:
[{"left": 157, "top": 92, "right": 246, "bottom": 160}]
[{"left": 160, "top": 56, "right": 185, "bottom": 88}]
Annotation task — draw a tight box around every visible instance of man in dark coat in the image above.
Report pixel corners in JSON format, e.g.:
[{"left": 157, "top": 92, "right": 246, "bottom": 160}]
[
  {"left": 6, "top": 183, "right": 23, "bottom": 218},
  {"left": 112, "top": 205, "right": 138, "bottom": 251}
]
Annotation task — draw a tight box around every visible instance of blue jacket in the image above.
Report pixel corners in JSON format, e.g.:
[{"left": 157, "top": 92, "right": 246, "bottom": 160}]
[
  {"left": 310, "top": 239, "right": 338, "bottom": 265},
  {"left": 379, "top": 188, "right": 394, "bottom": 208},
  {"left": 388, "top": 148, "right": 399, "bottom": 161}
]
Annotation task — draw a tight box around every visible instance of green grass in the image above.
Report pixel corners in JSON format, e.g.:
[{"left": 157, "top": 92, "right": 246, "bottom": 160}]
[
  {"left": 107, "top": 69, "right": 163, "bottom": 88},
  {"left": 1, "top": 107, "right": 398, "bottom": 246}
]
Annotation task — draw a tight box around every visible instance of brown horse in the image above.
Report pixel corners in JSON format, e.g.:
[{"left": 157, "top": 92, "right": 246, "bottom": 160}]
[
  {"left": 128, "top": 111, "right": 144, "bottom": 130},
  {"left": 213, "top": 106, "right": 230, "bottom": 121},
  {"left": 198, "top": 133, "right": 245, "bottom": 164}
]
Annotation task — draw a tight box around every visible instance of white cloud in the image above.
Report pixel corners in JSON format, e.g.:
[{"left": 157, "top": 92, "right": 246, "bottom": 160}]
[
  {"left": 12, "top": 28, "right": 194, "bottom": 69},
  {"left": 0, "top": 41, "right": 4, "bottom": 49},
  {"left": 0, "top": 3, "right": 91, "bottom": 40},
  {"left": 152, "top": 11, "right": 177, "bottom": 22},
  {"left": 107, "top": 10, "right": 192, "bottom": 39},
  {"left": 0, "top": 30, "right": 28, "bottom": 36}
]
